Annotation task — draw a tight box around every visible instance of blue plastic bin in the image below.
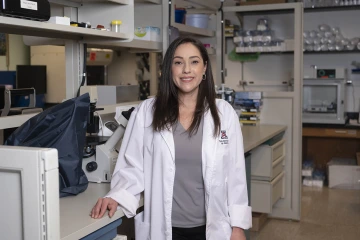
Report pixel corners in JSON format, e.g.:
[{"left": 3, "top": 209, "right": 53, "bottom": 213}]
[{"left": 175, "top": 9, "right": 186, "bottom": 24}]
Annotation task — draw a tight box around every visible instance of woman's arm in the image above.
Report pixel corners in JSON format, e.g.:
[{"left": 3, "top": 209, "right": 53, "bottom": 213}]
[{"left": 227, "top": 108, "right": 252, "bottom": 230}]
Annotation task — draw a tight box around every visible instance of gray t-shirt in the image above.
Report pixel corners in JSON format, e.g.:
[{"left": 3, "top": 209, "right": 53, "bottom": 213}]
[{"left": 171, "top": 119, "right": 206, "bottom": 228}]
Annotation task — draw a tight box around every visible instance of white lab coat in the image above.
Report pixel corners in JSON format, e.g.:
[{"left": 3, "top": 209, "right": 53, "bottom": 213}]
[{"left": 106, "top": 98, "right": 252, "bottom": 240}]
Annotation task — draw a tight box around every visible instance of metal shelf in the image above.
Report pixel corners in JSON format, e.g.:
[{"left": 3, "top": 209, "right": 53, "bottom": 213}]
[
  {"left": 304, "top": 5, "right": 360, "bottom": 13},
  {"left": 304, "top": 50, "right": 360, "bottom": 54},
  {"left": 173, "top": 23, "right": 215, "bottom": 37},
  {"left": 49, "top": 0, "right": 130, "bottom": 7},
  {"left": 134, "top": 0, "right": 161, "bottom": 4},
  {"left": 225, "top": 4, "right": 360, "bottom": 15},
  {"left": 223, "top": 2, "right": 298, "bottom": 15},
  {"left": 236, "top": 50, "right": 360, "bottom": 55},
  {"left": 0, "top": 16, "right": 131, "bottom": 41},
  {"left": 89, "top": 39, "right": 162, "bottom": 51}
]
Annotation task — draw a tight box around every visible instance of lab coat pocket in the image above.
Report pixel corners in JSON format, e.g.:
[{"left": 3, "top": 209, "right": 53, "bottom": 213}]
[{"left": 134, "top": 211, "right": 151, "bottom": 240}]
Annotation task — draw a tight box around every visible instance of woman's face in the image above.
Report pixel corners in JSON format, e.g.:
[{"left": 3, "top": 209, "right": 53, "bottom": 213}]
[{"left": 172, "top": 43, "right": 207, "bottom": 97}]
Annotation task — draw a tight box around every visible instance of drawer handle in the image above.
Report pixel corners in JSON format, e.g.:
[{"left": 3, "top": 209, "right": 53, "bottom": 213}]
[
  {"left": 271, "top": 171, "right": 285, "bottom": 185},
  {"left": 272, "top": 156, "right": 285, "bottom": 168},
  {"left": 334, "top": 130, "right": 347, "bottom": 134},
  {"left": 271, "top": 138, "right": 286, "bottom": 149}
]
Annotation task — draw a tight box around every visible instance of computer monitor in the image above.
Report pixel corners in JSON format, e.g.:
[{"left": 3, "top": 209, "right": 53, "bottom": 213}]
[
  {"left": 16, "top": 65, "right": 47, "bottom": 94},
  {"left": 0, "top": 146, "right": 60, "bottom": 240}
]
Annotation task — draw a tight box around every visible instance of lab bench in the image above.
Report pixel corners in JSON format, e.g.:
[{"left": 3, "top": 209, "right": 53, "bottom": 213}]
[
  {"left": 60, "top": 124, "right": 286, "bottom": 240},
  {"left": 60, "top": 183, "right": 143, "bottom": 240}
]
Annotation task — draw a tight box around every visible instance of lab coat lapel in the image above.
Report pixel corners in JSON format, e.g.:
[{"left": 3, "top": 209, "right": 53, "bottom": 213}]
[
  {"left": 160, "top": 127, "right": 175, "bottom": 161},
  {"left": 202, "top": 110, "right": 217, "bottom": 193}
]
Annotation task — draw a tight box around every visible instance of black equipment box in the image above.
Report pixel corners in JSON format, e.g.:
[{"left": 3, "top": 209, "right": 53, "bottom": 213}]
[{"left": 0, "top": 0, "right": 50, "bottom": 21}]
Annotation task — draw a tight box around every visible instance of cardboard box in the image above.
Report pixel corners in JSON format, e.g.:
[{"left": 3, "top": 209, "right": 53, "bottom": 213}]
[
  {"left": 251, "top": 212, "right": 268, "bottom": 232},
  {"left": 327, "top": 158, "right": 360, "bottom": 189},
  {"left": 240, "top": 0, "right": 287, "bottom": 6}
]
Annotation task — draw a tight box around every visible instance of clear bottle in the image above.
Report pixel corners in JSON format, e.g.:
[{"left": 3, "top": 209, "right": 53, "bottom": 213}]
[{"left": 111, "top": 20, "right": 122, "bottom": 33}]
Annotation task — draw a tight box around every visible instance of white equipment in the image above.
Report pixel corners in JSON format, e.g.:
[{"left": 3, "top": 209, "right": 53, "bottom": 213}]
[
  {"left": 80, "top": 85, "right": 140, "bottom": 106},
  {"left": 0, "top": 146, "right": 60, "bottom": 240},
  {"left": 82, "top": 104, "right": 138, "bottom": 183}
]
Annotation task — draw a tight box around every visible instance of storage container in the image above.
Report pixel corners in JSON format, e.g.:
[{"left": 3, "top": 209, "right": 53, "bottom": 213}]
[
  {"left": 186, "top": 14, "right": 209, "bottom": 29},
  {"left": 134, "top": 26, "right": 161, "bottom": 42},
  {"left": 111, "top": 20, "right": 122, "bottom": 33},
  {"left": 175, "top": 9, "right": 186, "bottom": 24}
]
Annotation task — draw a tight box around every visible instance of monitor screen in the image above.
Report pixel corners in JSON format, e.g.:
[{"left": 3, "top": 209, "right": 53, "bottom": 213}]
[{"left": 16, "top": 65, "right": 47, "bottom": 94}]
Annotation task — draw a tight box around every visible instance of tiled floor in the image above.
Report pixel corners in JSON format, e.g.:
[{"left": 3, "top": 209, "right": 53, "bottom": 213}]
[{"left": 250, "top": 186, "right": 360, "bottom": 240}]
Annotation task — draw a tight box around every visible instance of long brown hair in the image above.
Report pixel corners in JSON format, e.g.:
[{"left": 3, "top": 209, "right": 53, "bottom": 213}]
[{"left": 152, "top": 37, "right": 220, "bottom": 137}]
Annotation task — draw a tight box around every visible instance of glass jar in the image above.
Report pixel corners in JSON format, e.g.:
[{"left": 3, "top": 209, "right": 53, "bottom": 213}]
[{"left": 111, "top": 20, "right": 122, "bottom": 33}]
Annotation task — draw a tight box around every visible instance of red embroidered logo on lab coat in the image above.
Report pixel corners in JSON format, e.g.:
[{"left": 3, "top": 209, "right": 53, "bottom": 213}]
[{"left": 219, "top": 130, "right": 229, "bottom": 145}]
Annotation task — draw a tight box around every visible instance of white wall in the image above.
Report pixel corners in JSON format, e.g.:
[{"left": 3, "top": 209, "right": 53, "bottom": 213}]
[
  {"left": 0, "top": 34, "right": 30, "bottom": 71},
  {"left": 223, "top": 10, "right": 360, "bottom": 111}
]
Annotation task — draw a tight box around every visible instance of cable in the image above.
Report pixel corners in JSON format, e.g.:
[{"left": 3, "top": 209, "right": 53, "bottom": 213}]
[
  {"left": 77, "top": 43, "right": 88, "bottom": 97},
  {"left": 351, "top": 84, "right": 355, "bottom": 112},
  {"left": 218, "top": 1, "right": 225, "bottom": 84}
]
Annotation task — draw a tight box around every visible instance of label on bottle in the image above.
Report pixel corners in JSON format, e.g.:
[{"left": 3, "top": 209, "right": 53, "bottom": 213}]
[{"left": 21, "top": 0, "right": 38, "bottom": 11}]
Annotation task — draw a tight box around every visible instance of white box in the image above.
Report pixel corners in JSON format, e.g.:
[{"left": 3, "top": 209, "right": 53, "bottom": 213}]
[
  {"left": 312, "top": 179, "right": 324, "bottom": 188},
  {"left": 48, "top": 16, "right": 70, "bottom": 26},
  {"left": 134, "top": 26, "right": 161, "bottom": 42},
  {"left": 327, "top": 158, "right": 360, "bottom": 189},
  {"left": 303, "top": 177, "right": 313, "bottom": 187},
  {"left": 302, "top": 168, "right": 313, "bottom": 177}
]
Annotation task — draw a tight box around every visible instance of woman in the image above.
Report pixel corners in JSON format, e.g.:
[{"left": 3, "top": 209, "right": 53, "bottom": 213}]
[{"left": 91, "top": 36, "right": 251, "bottom": 240}]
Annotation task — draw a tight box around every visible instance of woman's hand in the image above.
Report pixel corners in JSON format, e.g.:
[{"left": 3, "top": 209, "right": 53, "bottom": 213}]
[
  {"left": 230, "top": 227, "right": 246, "bottom": 240},
  {"left": 91, "top": 197, "right": 119, "bottom": 219}
]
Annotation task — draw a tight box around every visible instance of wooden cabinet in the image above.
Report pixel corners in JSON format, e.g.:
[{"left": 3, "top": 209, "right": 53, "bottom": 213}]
[{"left": 302, "top": 126, "right": 360, "bottom": 170}]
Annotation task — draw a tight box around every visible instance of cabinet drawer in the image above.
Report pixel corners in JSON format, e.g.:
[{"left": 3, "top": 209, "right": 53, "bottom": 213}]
[
  {"left": 251, "top": 172, "right": 285, "bottom": 214},
  {"left": 251, "top": 155, "right": 285, "bottom": 181},
  {"left": 251, "top": 139, "right": 285, "bottom": 164},
  {"left": 325, "top": 129, "right": 357, "bottom": 138}
]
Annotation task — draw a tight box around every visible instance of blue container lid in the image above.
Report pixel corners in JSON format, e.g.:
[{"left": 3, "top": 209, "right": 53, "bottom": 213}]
[{"left": 175, "top": 9, "right": 186, "bottom": 13}]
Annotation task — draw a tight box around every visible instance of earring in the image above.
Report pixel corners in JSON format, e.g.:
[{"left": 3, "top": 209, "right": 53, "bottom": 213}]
[{"left": 202, "top": 73, "right": 206, "bottom": 80}]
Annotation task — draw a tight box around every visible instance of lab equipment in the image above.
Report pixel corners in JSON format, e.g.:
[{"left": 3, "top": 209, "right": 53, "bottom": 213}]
[
  {"left": 215, "top": 84, "right": 234, "bottom": 104},
  {"left": 302, "top": 78, "right": 346, "bottom": 124},
  {"left": 6, "top": 93, "right": 90, "bottom": 197},
  {"left": 0, "top": 88, "right": 42, "bottom": 117},
  {"left": 80, "top": 85, "right": 139, "bottom": 106},
  {"left": 0, "top": 0, "right": 51, "bottom": 21},
  {"left": 0, "top": 88, "right": 43, "bottom": 143},
  {"left": 82, "top": 103, "right": 138, "bottom": 183},
  {"left": 303, "top": 67, "right": 346, "bottom": 79},
  {"left": 0, "top": 146, "right": 60, "bottom": 240}
]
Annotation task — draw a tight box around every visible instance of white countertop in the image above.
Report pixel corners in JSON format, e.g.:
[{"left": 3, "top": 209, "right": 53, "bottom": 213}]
[
  {"left": 242, "top": 124, "right": 287, "bottom": 152},
  {"left": 59, "top": 124, "right": 286, "bottom": 239},
  {"left": 60, "top": 183, "right": 126, "bottom": 240}
]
